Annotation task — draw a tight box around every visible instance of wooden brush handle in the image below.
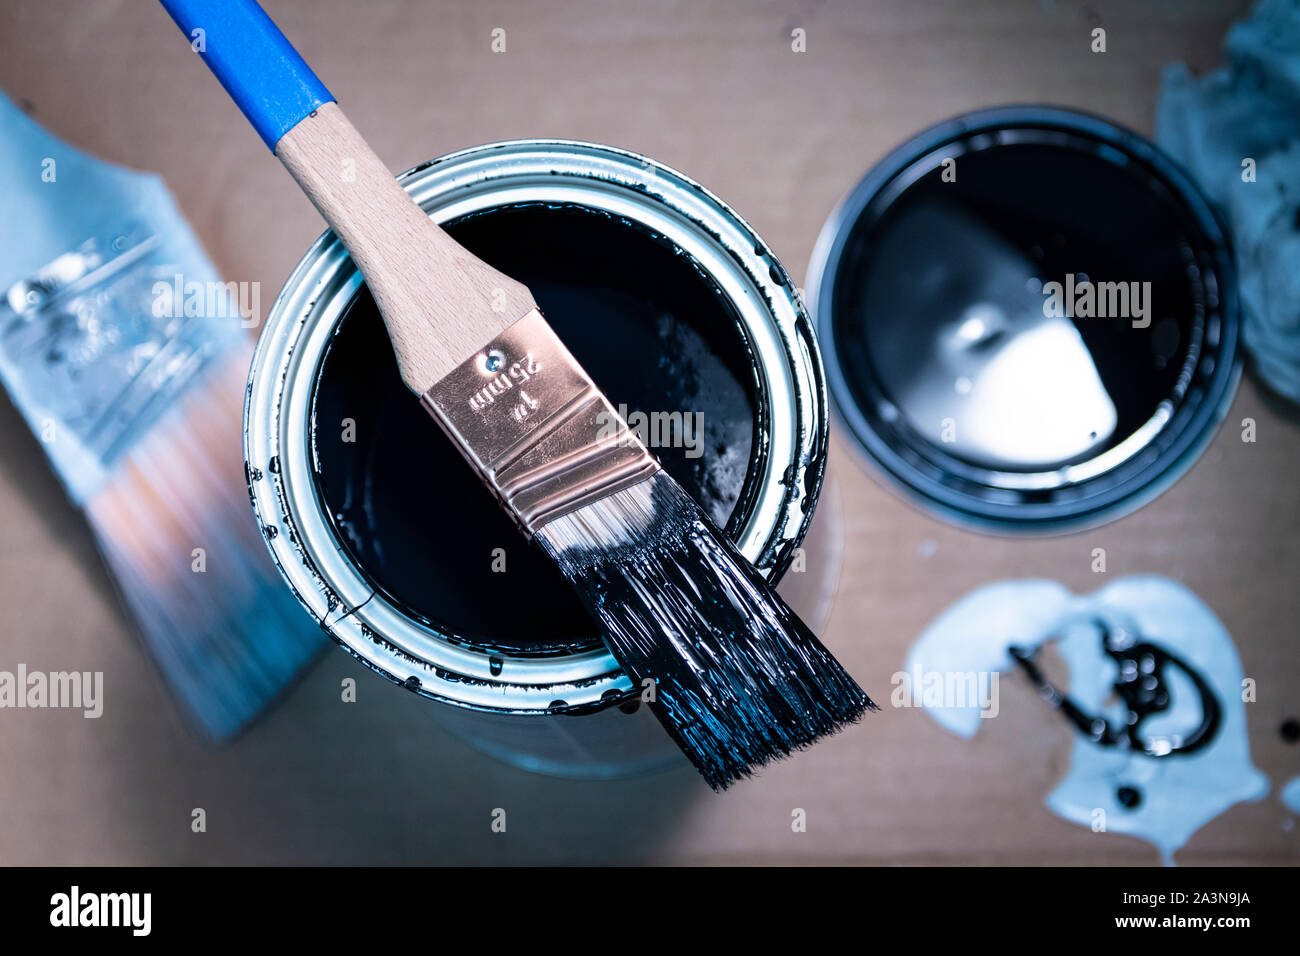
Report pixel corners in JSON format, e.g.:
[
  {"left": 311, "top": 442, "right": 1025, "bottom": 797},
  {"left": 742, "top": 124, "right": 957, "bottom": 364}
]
[
  {"left": 159, "top": 0, "right": 534, "bottom": 390},
  {"left": 276, "top": 104, "right": 534, "bottom": 388}
]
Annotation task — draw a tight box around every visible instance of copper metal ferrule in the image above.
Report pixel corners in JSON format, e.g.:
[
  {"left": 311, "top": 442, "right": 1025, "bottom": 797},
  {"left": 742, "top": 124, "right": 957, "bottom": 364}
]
[{"left": 420, "top": 309, "right": 660, "bottom": 536}]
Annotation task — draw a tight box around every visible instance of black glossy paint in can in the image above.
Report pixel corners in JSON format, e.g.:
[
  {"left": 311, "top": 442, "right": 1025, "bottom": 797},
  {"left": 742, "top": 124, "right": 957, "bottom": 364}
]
[{"left": 311, "top": 203, "right": 760, "bottom": 654}]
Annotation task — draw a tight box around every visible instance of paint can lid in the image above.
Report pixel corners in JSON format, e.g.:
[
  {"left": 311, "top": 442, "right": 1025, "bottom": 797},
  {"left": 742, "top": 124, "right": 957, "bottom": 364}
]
[{"left": 807, "top": 106, "right": 1241, "bottom": 533}]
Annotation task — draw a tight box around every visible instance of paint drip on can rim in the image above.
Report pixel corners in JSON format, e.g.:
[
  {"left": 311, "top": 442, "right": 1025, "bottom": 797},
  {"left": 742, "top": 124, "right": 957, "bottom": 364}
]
[{"left": 245, "top": 140, "right": 831, "bottom": 778}]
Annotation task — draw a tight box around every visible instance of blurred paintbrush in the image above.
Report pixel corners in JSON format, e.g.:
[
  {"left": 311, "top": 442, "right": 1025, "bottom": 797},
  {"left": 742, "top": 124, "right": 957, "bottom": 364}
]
[{"left": 0, "top": 161, "right": 325, "bottom": 739}]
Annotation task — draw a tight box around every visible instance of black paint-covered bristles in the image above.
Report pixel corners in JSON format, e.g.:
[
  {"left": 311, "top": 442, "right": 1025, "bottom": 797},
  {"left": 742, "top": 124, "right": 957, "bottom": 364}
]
[{"left": 536, "top": 472, "right": 874, "bottom": 790}]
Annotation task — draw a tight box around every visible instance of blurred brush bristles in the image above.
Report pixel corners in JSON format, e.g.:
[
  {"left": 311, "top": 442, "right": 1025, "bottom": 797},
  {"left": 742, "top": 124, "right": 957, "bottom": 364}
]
[
  {"left": 83, "top": 350, "right": 322, "bottom": 738},
  {"left": 537, "top": 471, "right": 873, "bottom": 790}
]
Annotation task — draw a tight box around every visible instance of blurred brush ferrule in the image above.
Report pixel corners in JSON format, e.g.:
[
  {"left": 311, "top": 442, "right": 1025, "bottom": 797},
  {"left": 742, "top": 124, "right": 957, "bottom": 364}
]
[{"left": 421, "top": 308, "right": 660, "bottom": 537}]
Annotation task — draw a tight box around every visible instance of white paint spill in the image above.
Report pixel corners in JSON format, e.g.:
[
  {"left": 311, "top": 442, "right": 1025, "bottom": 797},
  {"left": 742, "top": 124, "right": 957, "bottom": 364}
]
[{"left": 906, "top": 576, "right": 1269, "bottom": 864}]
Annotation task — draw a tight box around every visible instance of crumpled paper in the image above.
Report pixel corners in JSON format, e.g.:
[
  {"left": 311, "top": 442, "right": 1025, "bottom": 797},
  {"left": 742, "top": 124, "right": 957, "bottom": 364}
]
[{"left": 1159, "top": 0, "right": 1300, "bottom": 403}]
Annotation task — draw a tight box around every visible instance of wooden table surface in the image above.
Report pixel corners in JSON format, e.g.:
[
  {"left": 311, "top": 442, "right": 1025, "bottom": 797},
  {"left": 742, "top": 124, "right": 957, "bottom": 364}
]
[{"left": 2, "top": 0, "right": 1296, "bottom": 865}]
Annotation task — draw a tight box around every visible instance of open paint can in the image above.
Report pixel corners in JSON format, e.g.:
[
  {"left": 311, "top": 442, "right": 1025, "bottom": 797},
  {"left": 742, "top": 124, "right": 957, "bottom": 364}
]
[
  {"left": 246, "top": 140, "right": 830, "bottom": 777},
  {"left": 809, "top": 106, "right": 1241, "bottom": 532}
]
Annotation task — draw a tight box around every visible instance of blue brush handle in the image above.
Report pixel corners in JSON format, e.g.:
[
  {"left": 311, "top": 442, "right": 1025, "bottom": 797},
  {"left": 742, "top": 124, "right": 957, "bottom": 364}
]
[{"left": 159, "top": 0, "right": 334, "bottom": 150}]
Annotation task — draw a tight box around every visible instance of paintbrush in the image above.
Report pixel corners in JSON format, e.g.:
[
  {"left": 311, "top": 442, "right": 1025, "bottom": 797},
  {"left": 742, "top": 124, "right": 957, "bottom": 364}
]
[
  {"left": 0, "top": 223, "right": 326, "bottom": 740},
  {"left": 160, "top": 0, "right": 872, "bottom": 788}
]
